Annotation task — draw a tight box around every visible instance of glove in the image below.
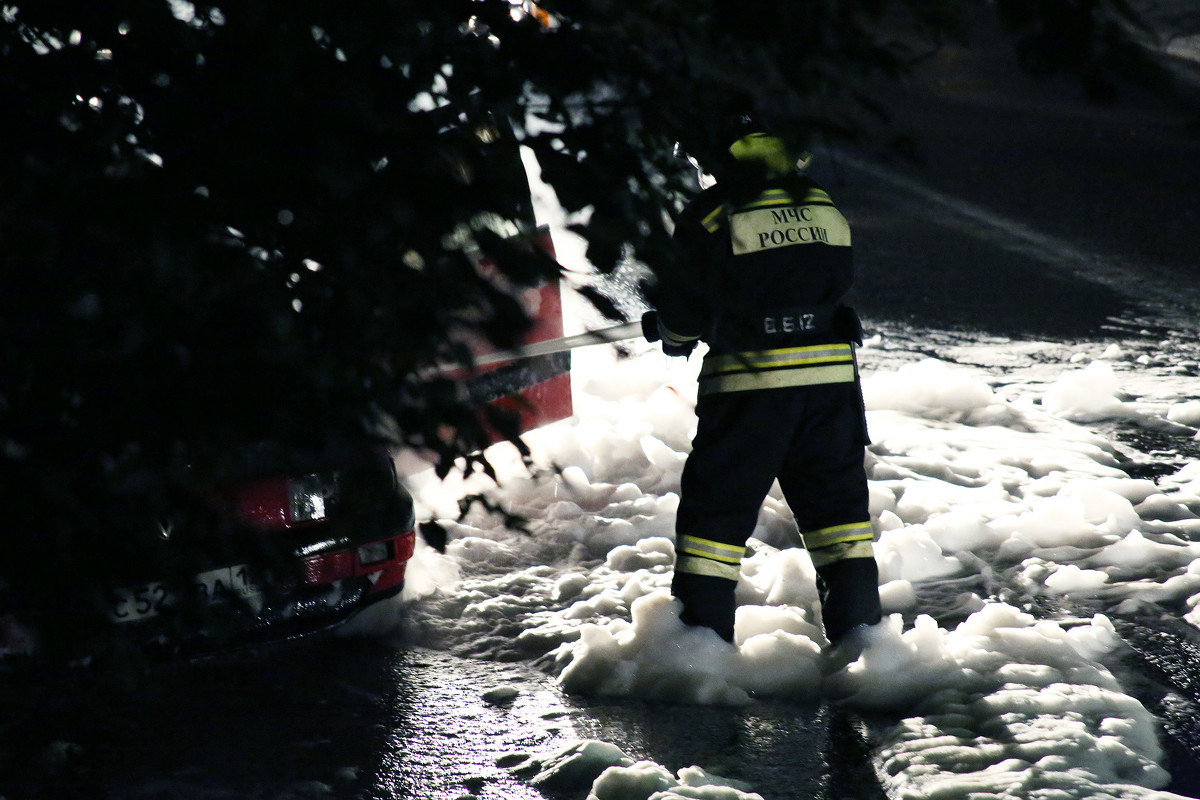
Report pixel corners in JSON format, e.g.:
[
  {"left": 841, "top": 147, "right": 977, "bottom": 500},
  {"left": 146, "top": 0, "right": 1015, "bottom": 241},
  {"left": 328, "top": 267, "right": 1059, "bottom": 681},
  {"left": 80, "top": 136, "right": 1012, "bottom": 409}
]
[
  {"left": 833, "top": 305, "right": 864, "bottom": 346},
  {"left": 643, "top": 310, "right": 697, "bottom": 357},
  {"left": 641, "top": 309, "right": 661, "bottom": 343},
  {"left": 663, "top": 338, "right": 697, "bottom": 358}
]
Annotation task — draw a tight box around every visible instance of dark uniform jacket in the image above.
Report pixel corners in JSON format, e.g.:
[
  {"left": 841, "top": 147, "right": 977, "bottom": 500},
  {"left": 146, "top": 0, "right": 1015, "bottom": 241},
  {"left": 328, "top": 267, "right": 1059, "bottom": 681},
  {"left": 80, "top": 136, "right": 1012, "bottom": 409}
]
[{"left": 654, "top": 173, "right": 861, "bottom": 396}]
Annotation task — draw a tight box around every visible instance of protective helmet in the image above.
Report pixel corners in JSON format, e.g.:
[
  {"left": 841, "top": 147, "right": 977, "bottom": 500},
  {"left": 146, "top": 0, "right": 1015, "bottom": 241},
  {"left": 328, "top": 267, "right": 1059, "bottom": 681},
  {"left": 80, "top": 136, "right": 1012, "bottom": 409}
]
[
  {"left": 723, "top": 114, "right": 813, "bottom": 175},
  {"left": 673, "top": 114, "right": 813, "bottom": 190}
]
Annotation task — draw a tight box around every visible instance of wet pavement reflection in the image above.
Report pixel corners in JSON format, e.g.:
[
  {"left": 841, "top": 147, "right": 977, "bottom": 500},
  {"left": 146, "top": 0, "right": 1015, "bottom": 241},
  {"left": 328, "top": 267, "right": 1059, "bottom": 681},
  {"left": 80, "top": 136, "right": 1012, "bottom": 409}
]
[{"left": 3, "top": 639, "right": 890, "bottom": 799}]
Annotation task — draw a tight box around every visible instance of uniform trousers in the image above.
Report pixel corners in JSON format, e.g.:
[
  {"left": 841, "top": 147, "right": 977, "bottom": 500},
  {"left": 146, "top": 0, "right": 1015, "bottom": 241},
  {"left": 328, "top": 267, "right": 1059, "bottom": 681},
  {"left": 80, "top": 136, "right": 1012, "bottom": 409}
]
[{"left": 671, "top": 379, "right": 882, "bottom": 643}]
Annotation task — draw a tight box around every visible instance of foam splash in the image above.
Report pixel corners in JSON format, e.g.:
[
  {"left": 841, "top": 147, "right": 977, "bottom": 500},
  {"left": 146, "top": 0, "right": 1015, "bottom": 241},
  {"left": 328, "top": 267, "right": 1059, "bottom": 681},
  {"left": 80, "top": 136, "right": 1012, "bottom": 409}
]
[{"left": 386, "top": 340, "right": 1200, "bottom": 798}]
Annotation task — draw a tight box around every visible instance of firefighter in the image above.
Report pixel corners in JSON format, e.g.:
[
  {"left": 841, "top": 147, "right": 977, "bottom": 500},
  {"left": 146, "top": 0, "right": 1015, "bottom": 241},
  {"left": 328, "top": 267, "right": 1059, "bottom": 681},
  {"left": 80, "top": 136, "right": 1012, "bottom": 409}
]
[{"left": 643, "top": 117, "right": 882, "bottom": 646}]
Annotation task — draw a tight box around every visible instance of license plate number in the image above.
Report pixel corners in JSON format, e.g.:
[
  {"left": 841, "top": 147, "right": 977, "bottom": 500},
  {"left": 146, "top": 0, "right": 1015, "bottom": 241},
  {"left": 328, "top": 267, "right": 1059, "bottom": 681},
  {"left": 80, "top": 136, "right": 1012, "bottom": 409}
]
[
  {"left": 193, "top": 565, "right": 261, "bottom": 603},
  {"left": 109, "top": 582, "right": 172, "bottom": 623},
  {"left": 110, "top": 565, "right": 262, "bottom": 623}
]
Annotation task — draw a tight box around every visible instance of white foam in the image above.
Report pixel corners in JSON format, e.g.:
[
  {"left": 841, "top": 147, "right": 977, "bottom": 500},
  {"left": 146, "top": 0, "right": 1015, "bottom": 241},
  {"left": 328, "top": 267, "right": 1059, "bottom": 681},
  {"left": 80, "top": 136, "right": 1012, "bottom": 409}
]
[{"left": 388, "top": 344, "right": 1200, "bottom": 799}]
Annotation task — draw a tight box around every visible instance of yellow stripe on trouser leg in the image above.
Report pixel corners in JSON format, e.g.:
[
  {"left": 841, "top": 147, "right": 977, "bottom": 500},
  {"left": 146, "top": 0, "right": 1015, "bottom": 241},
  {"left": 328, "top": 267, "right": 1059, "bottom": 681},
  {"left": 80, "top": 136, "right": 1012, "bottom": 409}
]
[
  {"left": 675, "top": 554, "right": 742, "bottom": 580},
  {"left": 675, "top": 534, "right": 745, "bottom": 581},
  {"left": 801, "top": 521, "right": 874, "bottom": 551},
  {"left": 808, "top": 539, "right": 876, "bottom": 569}
]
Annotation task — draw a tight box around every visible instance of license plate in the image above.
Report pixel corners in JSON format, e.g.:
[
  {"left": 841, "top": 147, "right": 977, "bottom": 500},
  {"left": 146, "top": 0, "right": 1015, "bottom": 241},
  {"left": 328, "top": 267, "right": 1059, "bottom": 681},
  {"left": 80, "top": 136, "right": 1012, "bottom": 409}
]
[
  {"left": 110, "top": 565, "right": 262, "bottom": 623},
  {"left": 193, "top": 565, "right": 261, "bottom": 603},
  {"left": 109, "top": 582, "right": 172, "bottom": 623}
]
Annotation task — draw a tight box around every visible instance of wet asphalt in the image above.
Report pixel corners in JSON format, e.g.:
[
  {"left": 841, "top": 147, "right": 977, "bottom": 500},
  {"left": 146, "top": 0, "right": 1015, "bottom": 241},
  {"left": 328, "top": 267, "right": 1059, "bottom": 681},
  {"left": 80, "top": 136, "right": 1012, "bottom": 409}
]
[
  {"left": 830, "top": 5, "right": 1200, "bottom": 342},
  {"left": 2, "top": 638, "right": 885, "bottom": 800}
]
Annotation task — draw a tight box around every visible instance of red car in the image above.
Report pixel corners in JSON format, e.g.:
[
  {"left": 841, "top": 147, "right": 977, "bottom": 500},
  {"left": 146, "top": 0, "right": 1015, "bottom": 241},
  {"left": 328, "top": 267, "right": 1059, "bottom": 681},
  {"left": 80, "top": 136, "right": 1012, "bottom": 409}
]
[
  {"left": 103, "top": 270, "right": 572, "bottom": 661},
  {"left": 102, "top": 443, "right": 419, "bottom": 659}
]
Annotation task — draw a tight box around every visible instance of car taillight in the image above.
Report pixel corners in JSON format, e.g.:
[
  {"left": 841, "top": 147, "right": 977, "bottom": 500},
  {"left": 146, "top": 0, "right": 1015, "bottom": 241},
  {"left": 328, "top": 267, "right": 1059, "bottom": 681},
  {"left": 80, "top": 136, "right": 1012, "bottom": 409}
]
[
  {"left": 301, "top": 535, "right": 409, "bottom": 585},
  {"left": 234, "top": 473, "right": 335, "bottom": 530},
  {"left": 303, "top": 549, "right": 356, "bottom": 585}
]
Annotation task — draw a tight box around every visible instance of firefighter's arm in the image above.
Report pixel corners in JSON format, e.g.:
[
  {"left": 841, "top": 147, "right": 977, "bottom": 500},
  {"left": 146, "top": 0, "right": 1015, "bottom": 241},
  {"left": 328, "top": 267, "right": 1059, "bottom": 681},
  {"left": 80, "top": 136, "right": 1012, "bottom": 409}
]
[
  {"left": 641, "top": 309, "right": 699, "bottom": 357},
  {"left": 641, "top": 195, "right": 720, "bottom": 357}
]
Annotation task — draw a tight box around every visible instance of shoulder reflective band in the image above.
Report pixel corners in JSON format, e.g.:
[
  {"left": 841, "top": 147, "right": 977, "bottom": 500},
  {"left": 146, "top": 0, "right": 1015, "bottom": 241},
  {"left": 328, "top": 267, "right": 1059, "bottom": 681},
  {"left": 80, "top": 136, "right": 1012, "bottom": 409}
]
[
  {"left": 730, "top": 204, "right": 850, "bottom": 255},
  {"left": 744, "top": 187, "right": 831, "bottom": 210},
  {"left": 700, "top": 203, "right": 728, "bottom": 233},
  {"left": 741, "top": 188, "right": 796, "bottom": 210},
  {"left": 739, "top": 187, "right": 834, "bottom": 215}
]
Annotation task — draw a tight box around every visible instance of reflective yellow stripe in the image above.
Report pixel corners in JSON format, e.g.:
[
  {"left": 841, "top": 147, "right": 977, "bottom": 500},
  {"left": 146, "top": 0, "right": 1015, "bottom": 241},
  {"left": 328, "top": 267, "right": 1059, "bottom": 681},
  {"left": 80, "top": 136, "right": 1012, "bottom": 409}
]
[
  {"left": 698, "top": 344, "right": 857, "bottom": 394},
  {"left": 675, "top": 554, "right": 742, "bottom": 581},
  {"left": 699, "top": 364, "right": 856, "bottom": 394},
  {"left": 803, "top": 521, "right": 875, "bottom": 551},
  {"left": 742, "top": 188, "right": 795, "bottom": 210},
  {"left": 701, "top": 344, "right": 853, "bottom": 376},
  {"left": 808, "top": 540, "right": 876, "bottom": 568},
  {"left": 741, "top": 188, "right": 832, "bottom": 210},
  {"left": 700, "top": 204, "right": 727, "bottom": 233},
  {"left": 677, "top": 534, "right": 745, "bottom": 564}
]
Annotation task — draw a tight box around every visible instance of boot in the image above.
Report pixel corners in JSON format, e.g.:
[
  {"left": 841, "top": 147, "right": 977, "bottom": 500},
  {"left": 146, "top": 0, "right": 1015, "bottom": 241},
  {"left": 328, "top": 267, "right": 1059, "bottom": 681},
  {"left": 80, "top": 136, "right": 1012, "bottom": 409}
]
[
  {"left": 815, "top": 556, "right": 882, "bottom": 644},
  {"left": 671, "top": 571, "right": 736, "bottom": 642}
]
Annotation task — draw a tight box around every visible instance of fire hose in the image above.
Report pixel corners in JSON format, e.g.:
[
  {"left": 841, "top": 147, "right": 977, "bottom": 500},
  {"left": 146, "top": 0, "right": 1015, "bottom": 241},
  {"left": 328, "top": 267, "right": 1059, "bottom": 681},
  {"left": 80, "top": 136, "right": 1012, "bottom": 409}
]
[{"left": 468, "top": 319, "right": 644, "bottom": 368}]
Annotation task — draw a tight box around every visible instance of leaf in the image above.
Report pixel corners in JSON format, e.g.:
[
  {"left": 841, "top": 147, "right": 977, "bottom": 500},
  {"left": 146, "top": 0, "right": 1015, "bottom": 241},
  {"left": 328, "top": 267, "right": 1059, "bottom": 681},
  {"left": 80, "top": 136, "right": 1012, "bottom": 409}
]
[{"left": 575, "top": 284, "right": 625, "bottom": 322}]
